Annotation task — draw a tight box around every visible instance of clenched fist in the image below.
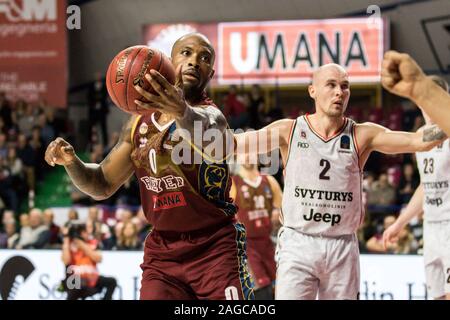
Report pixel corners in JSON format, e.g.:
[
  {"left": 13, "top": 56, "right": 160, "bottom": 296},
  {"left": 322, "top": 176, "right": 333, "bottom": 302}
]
[
  {"left": 381, "top": 50, "right": 427, "bottom": 100},
  {"left": 44, "top": 137, "right": 76, "bottom": 167}
]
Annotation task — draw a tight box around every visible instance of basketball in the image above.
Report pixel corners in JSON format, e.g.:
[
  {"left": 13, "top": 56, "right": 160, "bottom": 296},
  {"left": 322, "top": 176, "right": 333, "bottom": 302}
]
[{"left": 106, "top": 45, "right": 176, "bottom": 115}]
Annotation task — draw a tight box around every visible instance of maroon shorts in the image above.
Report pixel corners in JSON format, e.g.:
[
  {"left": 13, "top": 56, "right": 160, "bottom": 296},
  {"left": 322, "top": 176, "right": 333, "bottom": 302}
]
[
  {"left": 140, "top": 222, "right": 255, "bottom": 300},
  {"left": 246, "top": 237, "right": 276, "bottom": 289}
]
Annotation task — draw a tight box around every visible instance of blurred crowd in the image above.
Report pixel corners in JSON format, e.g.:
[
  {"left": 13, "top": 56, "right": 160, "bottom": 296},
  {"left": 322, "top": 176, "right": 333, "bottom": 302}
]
[
  {"left": 0, "top": 83, "right": 429, "bottom": 254},
  {"left": 0, "top": 206, "right": 150, "bottom": 251}
]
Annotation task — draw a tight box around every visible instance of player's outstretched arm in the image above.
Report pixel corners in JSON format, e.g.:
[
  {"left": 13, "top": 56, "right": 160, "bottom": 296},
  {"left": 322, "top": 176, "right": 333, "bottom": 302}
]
[
  {"left": 383, "top": 185, "right": 424, "bottom": 249},
  {"left": 234, "top": 119, "right": 294, "bottom": 159},
  {"left": 357, "top": 122, "right": 447, "bottom": 156},
  {"left": 381, "top": 50, "right": 450, "bottom": 136},
  {"left": 44, "top": 116, "right": 135, "bottom": 201}
]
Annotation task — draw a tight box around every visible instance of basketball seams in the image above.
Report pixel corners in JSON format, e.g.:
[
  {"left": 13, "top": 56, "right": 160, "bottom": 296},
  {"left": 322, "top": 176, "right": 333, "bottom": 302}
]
[{"left": 126, "top": 46, "right": 145, "bottom": 114}]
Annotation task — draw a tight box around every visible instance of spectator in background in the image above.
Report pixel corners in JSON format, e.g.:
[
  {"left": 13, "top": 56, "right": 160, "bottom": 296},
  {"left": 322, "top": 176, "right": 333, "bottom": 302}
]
[
  {"left": 397, "top": 162, "right": 420, "bottom": 205},
  {"left": 29, "top": 125, "right": 46, "bottom": 182},
  {"left": 87, "top": 206, "right": 114, "bottom": 249},
  {"left": 65, "top": 208, "right": 79, "bottom": 227},
  {"left": 247, "top": 84, "right": 265, "bottom": 129},
  {"left": 19, "top": 213, "right": 29, "bottom": 228},
  {"left": 6, "top": 146, "right": 26, "bottom": 206},
  {"left": 0, "top": 219, "right": 19, "bottom": 249},
  {"left": 0, "top": 154, "right": 19, "bottom": 213},
  {"left": 115, "top": 221, "right": 141, "bottom": 250},
  {"left": 16, "top": 208, "right": 49, "bottom": 249},
  {"left": 16, "top": 133, "right": 36, "bottom": 191},
  {"left": 43, "top": 208, "right": 62, "bottom": 247},
  {"left": 367, "top": 173, "right": 397, "bottom": 206},
  {"left": 223, "top": 85, "right": 248, "bottom": 129},
  {"left": 90, "top": 143, "right": 104, "bottom": 163},
  {"left": 0, "top": 133, "right": 7, "bottom": 158},
  {"left": 38, "top": 113, "right": 55, "bottom": 146},
  {"left": 17, "top": 101, "right": 37, "bottom": 138},
  {"left": 366, "top": 215, "right": 398, "bottom": 253},
  {"left": 87, "top": 71, "right": 109, "bottom": 146},
  {"left": 103, "top": 132, "right": 119, "bottom": 156},
  {"left": 0, "top": 91, "right": 12, "bottom": 129}
]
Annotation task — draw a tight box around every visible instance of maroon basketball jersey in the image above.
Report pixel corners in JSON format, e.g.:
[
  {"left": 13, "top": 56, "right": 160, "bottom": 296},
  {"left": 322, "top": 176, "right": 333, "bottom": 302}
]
[
  {"left": 233, "top": 175, "right": 273, "bottom": 238},
  {"left": 130, "top": 108, "right": 237, "bottom": 232}
]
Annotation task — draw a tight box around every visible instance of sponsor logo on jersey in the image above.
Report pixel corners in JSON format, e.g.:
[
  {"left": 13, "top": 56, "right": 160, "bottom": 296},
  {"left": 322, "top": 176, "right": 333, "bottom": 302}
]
[
  {"left": 340, "top": 135, "right": 351, "bottom": 150},
  {"left": 297, "top": 142, "right": 309, "bottom": 148},
  {"left": 152, "top": 192, "right": 187, "bottom": 211},
  {"left": 140, "top": 175, "right": 184, "bottom": 193},
  {"left": 300, "top": 130, "right": 307, "bottom": 139},
  {"left": 425, "top": 196, "right": 443, "bottom": 207},
  {"left": 303, "top": 208, "right": 341, "bottom": 226},
  {"left": 423, "top": 181, "right": 449, "bottom": 190},
  {"left": 294, "top": 187, "right": 353, "bottom": 202}
]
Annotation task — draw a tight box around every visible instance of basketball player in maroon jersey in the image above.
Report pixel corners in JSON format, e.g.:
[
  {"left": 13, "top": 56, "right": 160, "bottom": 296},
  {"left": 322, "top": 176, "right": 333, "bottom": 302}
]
[
  {"left": 44, "top": 33, "right": 254, "bottom": 300},
  {"left": 231, "top": 163, "right": 282, "bottom": 299}
]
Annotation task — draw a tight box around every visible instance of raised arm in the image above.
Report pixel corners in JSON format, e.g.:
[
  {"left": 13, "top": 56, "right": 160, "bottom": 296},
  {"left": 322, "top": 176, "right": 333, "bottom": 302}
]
[
  {"left": 234, "top": 119, "right": 294, "bottom": 166},
  {"left": 357, "top": 122, "right": 447, "bottom": 159},
  {"left": 381, "top": 51, "right": 450, "bottom": 136},
  {"left": 44, "top": 116, "right": 136, "bottom": 200}
]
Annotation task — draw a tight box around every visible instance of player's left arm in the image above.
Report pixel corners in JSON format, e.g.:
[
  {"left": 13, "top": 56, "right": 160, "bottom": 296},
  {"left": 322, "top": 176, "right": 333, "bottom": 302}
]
[
  {"left": 358, "top": 122, "right": 447, "bottom": 155},
  {"left": 266, "top": 175, "right": 283, "bottom": 227}
]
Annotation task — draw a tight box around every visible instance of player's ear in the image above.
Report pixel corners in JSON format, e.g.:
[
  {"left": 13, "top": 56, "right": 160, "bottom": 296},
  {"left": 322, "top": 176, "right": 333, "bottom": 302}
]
[
  {"left": 308, "top": 84, "right": 315, "bottom": 99},
  {"left": 209, "top": 69, "right": 215, "bottom": 79}
]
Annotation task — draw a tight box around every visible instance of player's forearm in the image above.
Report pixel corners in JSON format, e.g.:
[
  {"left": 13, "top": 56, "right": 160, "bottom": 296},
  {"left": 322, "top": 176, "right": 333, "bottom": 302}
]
[
  {"left": 396, "top": 185, "right": 424, "bottom": 228},
  {"left": 176, "top": 105, "right": 232, "bottom": 161},
  {"left": 412, "top": 78, "right": 450, "bottom": 136},
  {"left": 413, "top": 124, "right": 447, "bottom": 151},
  {"left": 64, "top": 156, "right": 111, "bottom": 201}
]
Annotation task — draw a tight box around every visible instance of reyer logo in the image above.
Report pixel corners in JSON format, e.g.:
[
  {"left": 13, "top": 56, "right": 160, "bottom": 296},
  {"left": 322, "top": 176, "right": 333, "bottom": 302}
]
[{"left": 0, "top": 0, "right": 56, "bottom": 22}]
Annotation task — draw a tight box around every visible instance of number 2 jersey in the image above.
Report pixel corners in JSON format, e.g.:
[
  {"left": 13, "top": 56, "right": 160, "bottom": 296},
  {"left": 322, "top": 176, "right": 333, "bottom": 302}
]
[
  {"left": 281, "top": 115, "right": 363, "bottom": 236},
  {"left": 130, "top": 108, "right": 237, "bottom": 233},
  {"left": 416, "top": 139, "right": 450, "bottom": 221},
  {"left": 233, "top": 174, "right": 273, "bottom": 238}
]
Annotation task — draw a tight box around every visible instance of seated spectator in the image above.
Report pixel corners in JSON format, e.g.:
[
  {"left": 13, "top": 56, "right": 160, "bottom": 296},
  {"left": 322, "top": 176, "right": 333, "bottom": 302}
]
[
  {"left": 65, "top": 208, "right": 79, "bottom": 226},
  {"left": 16, "top": 208, "right": 50, "bottom": 249},
  {"left": 366, "top": 215, "right": 397, "bottom": 253},
  {"left": 87, "top": 206, "right": 113, "bottom": 249},
  {"left": 115, "top": 221, "right": 141, "bottom": 250},
  {"left": 43, "top": 208, "right": 62, "bottom": 247},
  {"left": 16, "top": 133, "right": 36, "bottom": 191},
  {"left": 367, "top": 173, "right": 397, "bottom": 206},
  {"left": 0, "top": 154, "right": 19, "bottom": 213},
  {"left": 0, "top": 219, "right": 19, "bottom": 248},
  {"left": 19, "top": 212, "right": 29, "bottom": 228}
]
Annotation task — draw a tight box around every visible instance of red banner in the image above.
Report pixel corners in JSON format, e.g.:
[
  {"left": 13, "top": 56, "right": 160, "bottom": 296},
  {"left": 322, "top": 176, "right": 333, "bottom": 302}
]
[
  {"left": 0, "top": 0, "right": 67, "bottom": 107},
  {"left": 143, "top": 18, "right": 388, "bottom": 85}
]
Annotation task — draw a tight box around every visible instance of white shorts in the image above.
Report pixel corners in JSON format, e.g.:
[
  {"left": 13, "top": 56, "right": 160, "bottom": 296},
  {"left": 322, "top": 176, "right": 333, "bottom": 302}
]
[
  {"left": 275, "top": 227, "right": 360, "bottom": 300},
  {"left": 423, "top": 220, "right": 450, "bottom": 299}
]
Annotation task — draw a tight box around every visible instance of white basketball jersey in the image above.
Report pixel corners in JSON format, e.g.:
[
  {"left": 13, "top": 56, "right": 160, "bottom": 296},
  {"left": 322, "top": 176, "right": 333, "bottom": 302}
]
[
  {"left": 281, "top": 115, "right": 364, "bottom": 236},
  {"left": 416, "top": 140, "right": 450, "bottom": 221}
]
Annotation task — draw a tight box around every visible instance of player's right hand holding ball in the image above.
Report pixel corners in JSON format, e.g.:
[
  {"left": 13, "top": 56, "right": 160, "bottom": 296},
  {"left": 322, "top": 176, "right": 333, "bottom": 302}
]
[{"left": 44, "top": 137, "right": 77, "bottom": 167}]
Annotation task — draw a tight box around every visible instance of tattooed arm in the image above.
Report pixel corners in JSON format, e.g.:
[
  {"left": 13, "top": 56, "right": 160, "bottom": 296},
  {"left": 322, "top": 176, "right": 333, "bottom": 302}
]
[
  {"left": 44, "top": 116, "right": 136, "bottom": 200},
  {"left": 356, "top": 122, "right": 447, "bottom": 160}
]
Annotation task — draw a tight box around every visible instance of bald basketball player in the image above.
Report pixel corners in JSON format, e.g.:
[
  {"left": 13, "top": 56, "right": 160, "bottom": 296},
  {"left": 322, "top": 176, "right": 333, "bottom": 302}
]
[
  {"left": 381, "top": 50, "right": 450, "bottom": 136},
  {"left": 234, "top": 63, "right": 447, "bottom": 300},
  {"left": 45, "top": 33, "right": 254, "bottom": 300},
  {"left": 384, "top": 76, "right": 450, "bottom": 300}
]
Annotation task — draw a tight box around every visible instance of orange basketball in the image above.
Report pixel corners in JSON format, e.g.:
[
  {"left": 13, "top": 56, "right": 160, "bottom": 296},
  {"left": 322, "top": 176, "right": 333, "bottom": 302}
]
[{"left": 106, "top": 45, "right": 176, "bottom": 115}]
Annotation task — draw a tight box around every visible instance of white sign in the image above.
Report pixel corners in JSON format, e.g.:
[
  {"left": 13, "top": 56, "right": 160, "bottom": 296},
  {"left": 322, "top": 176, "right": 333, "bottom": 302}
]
[{"left": 0, "top": 250, "right": 427, "bottom": 300}]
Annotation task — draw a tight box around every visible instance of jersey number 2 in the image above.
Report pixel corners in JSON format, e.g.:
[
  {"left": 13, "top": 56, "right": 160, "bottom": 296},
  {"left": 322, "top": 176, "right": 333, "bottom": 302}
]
[{"left": 319, "top": 159, "right": 331, "bottom": 180}]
